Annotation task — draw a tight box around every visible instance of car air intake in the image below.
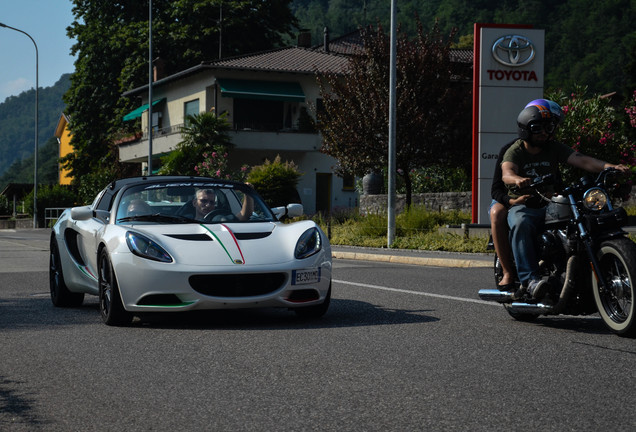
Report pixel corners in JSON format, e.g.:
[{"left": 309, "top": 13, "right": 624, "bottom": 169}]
[
  {"left": 189, "top": 273, "right": 286, "bottom": 297},
  {"left": 164, "top": 234, "right": 213, "bottom": 241},
  {"left": 136, "top": 294, "right": 187, "bottom": 306},
  {"left": 234, "top": 232, "right": 271, "bottom": 240}
]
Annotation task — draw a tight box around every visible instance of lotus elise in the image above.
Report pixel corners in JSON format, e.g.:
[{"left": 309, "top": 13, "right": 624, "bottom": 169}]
[{"left": 49, "top": 176, "right": 332, "bottom": 325}]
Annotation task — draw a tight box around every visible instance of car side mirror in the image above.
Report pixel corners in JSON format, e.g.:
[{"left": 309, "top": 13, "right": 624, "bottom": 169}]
[
  {"left": 285, "top": 203, "right": 303, "bottom": 218},
  {"left": 272, "top": 203, "right": 304, "bottom": 220},
  {"left": 70, "top": 206, "right": 93, "bottom": 221},
  {"left": 70, "top": 206, "right": 110, "bottom": 223}
]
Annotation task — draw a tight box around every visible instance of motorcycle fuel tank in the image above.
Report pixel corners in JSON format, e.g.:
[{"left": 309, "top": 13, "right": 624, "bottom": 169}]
[{"left": 545, "top": 195, "right": 572, "bottom": 224}]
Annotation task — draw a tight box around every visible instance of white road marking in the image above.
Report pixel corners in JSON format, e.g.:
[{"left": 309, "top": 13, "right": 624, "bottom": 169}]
[{"left": 334, "top": 279, "right": 497, "bottom": 306}]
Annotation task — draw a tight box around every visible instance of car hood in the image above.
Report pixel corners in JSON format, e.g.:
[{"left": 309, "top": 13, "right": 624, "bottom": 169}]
[{"left": 120, "top": 220, "right": 322, "bottom": 267}]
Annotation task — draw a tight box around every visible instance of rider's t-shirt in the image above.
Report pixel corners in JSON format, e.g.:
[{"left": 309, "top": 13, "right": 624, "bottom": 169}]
[{"left": 502, "top": 139, "right": 574, "bottom": 207}]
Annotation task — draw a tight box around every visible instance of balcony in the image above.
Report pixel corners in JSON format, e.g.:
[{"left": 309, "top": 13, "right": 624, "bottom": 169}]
[{"left": 116, "top": 122, "right": 321, "bottom": 164}]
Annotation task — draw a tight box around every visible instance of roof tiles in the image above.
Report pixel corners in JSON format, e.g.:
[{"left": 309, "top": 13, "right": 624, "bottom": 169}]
[{"left": 206, "top": 47, "right": 351, "bottom": 75}]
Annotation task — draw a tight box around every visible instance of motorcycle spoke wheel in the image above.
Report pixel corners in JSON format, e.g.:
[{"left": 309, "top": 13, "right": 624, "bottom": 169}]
[{"left": 592, "top": 239, "right": 636, "bottom": 337}]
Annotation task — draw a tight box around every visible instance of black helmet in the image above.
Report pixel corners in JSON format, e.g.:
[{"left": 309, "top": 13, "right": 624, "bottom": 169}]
[{"left": 517, "top": 104, "right": 557, "bottom": 140}]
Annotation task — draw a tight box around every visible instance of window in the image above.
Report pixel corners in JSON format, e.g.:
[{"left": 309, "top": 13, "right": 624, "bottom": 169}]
[
  {"left": 234, "top": 98, "right": 284, "bottom": 131},
  {"left": 151, "top": 111, "right": 162, "bottom": 133},
  {"left": 184, "top": 99, "right": 200, "bottom": 126},
  {"left": 341, "top": 174, "right": 355, "bottom": 191}
]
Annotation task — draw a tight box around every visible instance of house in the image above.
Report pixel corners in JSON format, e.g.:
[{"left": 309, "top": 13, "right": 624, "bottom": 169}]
[
  {"left": 54, "top": 113, "right": 73, "bottom": 185},
  {"left": 120, "top": 32, "right": 361, "bottom": 215},
  {"left": 0, "top": 183, "right": 31, "bottom": 217}
]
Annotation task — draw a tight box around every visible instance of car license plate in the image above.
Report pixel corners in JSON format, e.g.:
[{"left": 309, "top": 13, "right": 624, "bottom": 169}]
[{"left": 292, "top": 268, "right": 321, "bottom": 285}]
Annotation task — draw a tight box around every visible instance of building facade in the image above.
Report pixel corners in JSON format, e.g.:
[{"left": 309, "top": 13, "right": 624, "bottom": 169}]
[{"left": 120, "top": 35, "right": 361, "bottom": 215}]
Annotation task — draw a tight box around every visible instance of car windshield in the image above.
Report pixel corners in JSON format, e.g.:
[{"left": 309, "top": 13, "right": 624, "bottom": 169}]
[{"left": 115, "top": 181, "right": 275, "bottom": 225}]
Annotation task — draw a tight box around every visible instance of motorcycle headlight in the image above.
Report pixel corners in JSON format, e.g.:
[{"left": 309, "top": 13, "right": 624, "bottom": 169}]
[
  {"left": 583, "top": 188, "right": 608, "bottom": 211},
  {"left": 295, "top": 227, "right": 322, "bottom": 259},
  {"left": 126, "top": 231, "right": 173, "bottom": 263}
]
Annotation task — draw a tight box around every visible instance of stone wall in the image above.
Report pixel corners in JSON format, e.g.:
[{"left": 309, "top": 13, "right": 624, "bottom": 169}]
[
  {"left": 360, "top": 186, "right": 636, "bottom": 215},
  {"left": 0, "top": 219, "right": 33, "bottom": 229},
  {"left": 360, "top": 191, "right": 472, "bottom": 215}
]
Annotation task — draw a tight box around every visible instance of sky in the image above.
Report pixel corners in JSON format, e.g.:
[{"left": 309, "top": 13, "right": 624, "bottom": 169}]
[{"left": 0, "top": 0, "right": 76, "bottom": 103}]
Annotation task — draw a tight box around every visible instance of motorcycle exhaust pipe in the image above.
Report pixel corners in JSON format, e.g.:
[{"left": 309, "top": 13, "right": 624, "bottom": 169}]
[
  {"left": 551, "top": 255, "right": 578, "bottom": 314},
  {"left": 508, "top": 302, "right": 553, "bottom": 315},
  {"left": 478, "top": 289, "right": 516, "bottom": 303}
]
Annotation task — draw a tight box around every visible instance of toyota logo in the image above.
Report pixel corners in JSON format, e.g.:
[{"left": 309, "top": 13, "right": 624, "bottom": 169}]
[{"left": 491, "top": 35, "right": 535, "bottom": 67}]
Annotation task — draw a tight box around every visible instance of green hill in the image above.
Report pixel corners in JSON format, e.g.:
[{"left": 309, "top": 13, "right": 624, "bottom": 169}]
[
  {"left": 290, "top": 0, "right": 636, "bottom": 96},
  {"left": 0, "top": 74, "right": 70, "bottom": 188}
]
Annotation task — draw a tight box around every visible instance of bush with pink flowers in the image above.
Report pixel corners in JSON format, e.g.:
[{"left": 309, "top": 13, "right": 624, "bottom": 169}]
[
  {"left": 547, "top": 85, "right": 636, "bottom": 184},
  {"left": 194, "top": 148, "right": 249, "bottom": 182}
]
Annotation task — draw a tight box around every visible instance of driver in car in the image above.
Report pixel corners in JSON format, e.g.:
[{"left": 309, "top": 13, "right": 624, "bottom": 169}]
[
  {"left": 192, "top": 189, "right": 217, "bottom": 219},
  {"left": 192, "top": 188, "right": 254, "bottom": 221}
]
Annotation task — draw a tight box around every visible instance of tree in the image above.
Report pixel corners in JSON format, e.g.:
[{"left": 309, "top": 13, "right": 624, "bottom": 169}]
[
  {"left": 247, "top": 156, "right": 302, "bottom": 207},
  {"left": 291, "top": 0, "right": 636, "bottom": 97},
  {"left": 317, "top": 18, "right": 470, "bottom": 206},
  {"left": 159, "top": 111, "right": 234, "bottom": 175},
  {"left": 63, "top": 0, "right": 298, "bottom": 186},
  {"left": 547, "top": 85, "right": 636, "bottom": 184}
]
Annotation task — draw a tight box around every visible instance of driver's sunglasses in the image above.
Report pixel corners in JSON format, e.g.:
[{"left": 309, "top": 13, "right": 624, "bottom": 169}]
[
  {"left": 529, "top": 121, "right": 556, "bottom": 134},
  {"left": 198, "top": 199, "right": 214, "bottom": 204}
]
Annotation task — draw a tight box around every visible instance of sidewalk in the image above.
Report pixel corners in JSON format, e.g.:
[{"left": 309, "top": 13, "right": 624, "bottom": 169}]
[
  {"left": 332, "top": 226, "right": 636, "bottom": 268},
  {"left": 331, "top": 245, "right": 492, "bottom": 268}
]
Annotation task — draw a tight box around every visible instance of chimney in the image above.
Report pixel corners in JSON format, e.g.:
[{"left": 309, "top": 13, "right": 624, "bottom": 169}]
[
  {"left": 153, "top": 57, "right": 166, "bottom": 82},
  {"left": 297, "top": 29, "right": 311, "bottom": 48},
  {"left": 323, "top": 27, "right": 330, "bottom": 53}
]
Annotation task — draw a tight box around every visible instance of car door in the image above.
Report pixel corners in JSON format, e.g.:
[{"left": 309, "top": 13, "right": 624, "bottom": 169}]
[{"left": 73, "top": 188, "right": 115, "bottom": 279}]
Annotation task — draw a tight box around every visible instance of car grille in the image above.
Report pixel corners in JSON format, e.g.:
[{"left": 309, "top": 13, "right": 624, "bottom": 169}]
[{"left": 189, "top": 273, "right": 286, "bottom": 297}]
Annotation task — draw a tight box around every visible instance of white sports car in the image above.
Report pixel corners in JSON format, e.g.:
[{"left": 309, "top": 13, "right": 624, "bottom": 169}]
[{"left": 49, "top": 176, "right": 332, "bottom": 325}]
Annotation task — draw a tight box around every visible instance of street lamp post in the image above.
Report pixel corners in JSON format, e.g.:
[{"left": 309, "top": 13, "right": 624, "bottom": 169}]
[
  {"left": 387, "top": 0, "right": 397, "bottom": 247},
  {"left": 0, "top": 22, "right": 39, "bottom": 228},
  {"left": 148, "top": 0, "right": 153, "bottom": 175}
]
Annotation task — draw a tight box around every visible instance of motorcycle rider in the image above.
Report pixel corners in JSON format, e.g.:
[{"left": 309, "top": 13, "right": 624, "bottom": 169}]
[
  {"left": 501, "top": 101, "right": 629, "bottom": 299},
  {"left": 490, "top": 99, "right": 562, "bottom": 290}
]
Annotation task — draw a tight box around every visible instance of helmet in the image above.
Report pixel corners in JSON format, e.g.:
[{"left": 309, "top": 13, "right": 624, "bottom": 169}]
[
  {"left": 517, "top": 104, "right": 557, "bottom": 140},
  {"left": 525, "top": 99, "right": 564, "bottom": 124}
]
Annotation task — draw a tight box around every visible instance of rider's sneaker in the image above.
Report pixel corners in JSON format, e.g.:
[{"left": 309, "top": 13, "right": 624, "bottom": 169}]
[{"left": 527, "top": 279, "right": 548, "bottom": 299}]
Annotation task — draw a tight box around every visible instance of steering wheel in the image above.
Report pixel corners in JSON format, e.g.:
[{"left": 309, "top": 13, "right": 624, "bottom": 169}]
[
  {"left": 203, "top": 209, "right": 236, "bottom": 223},
  {"left": 175, "top": 201, "right": 195, "bottom": 218}
]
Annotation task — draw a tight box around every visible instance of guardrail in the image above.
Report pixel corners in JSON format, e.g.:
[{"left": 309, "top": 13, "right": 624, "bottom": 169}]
[{"left": 44, "top": 208, "right": 68, "bottom": 227}]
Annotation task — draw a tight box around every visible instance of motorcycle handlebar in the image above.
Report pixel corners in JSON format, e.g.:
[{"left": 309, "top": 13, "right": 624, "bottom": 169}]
[{"left": 511, "top": 173, "right": 554, "bottom": 195}]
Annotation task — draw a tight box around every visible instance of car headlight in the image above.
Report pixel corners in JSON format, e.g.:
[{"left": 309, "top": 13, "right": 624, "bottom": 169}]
[
  {"left": 126, "top": 231, "right": 173, "bottom": 263},
  {"left": 583, "top": 188, "right": 608, "bottom": 211},
  {"left": 295, "top": 228, "right": 322, "bottom": 259}
]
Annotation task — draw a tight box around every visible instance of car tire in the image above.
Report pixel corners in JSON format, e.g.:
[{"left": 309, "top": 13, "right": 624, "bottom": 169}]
[
  {"left": 98, "top": 249, "right": 132, "bottom": 326},
  {"left": 294, "top": 282, "right": 331, "bottom": 319},
  {"left": 50, "top": 238, "right": 84, "bottom": 307}
]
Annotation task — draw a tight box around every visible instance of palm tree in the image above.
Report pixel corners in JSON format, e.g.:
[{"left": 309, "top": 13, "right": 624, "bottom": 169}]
[{"left": 159, "top": 111, "right": 233, "bottom": 175}]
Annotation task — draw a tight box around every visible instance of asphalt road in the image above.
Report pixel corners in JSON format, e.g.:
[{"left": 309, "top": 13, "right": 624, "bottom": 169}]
[{"left": 1, "top": 229, "right": 635, "bottom": 431}]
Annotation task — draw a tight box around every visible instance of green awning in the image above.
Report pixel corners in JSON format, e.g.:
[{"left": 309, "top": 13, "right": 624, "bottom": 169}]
[
  {"left": 217, "top": 79, "right": 305, "bottom": 102},
  {"left": 123, "top": 98, "right": 165, "bottom": 121}
]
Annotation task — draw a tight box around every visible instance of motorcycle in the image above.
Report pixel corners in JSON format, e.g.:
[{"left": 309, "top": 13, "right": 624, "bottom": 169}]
[{"left": 478, "top": 168, "right": 636, "bottom": 338}]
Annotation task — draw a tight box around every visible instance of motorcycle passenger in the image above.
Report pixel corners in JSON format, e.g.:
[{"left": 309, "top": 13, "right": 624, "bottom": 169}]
[
  {"left": 490, "top": 141, "right": 525, "bottom": 289},
  {"left": 501, "top": 102, "right": 629, "bottom": 300}
]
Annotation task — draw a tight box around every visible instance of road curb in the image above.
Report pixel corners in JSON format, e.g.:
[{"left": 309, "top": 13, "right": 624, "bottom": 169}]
[{"left": 332, "top": 251, "right": 491, "bottom": 268}]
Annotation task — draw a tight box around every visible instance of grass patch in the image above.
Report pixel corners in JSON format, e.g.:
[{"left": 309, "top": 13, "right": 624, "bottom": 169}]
[{"left": 313, "top": 206, "right": 490, "bottom": 253}]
